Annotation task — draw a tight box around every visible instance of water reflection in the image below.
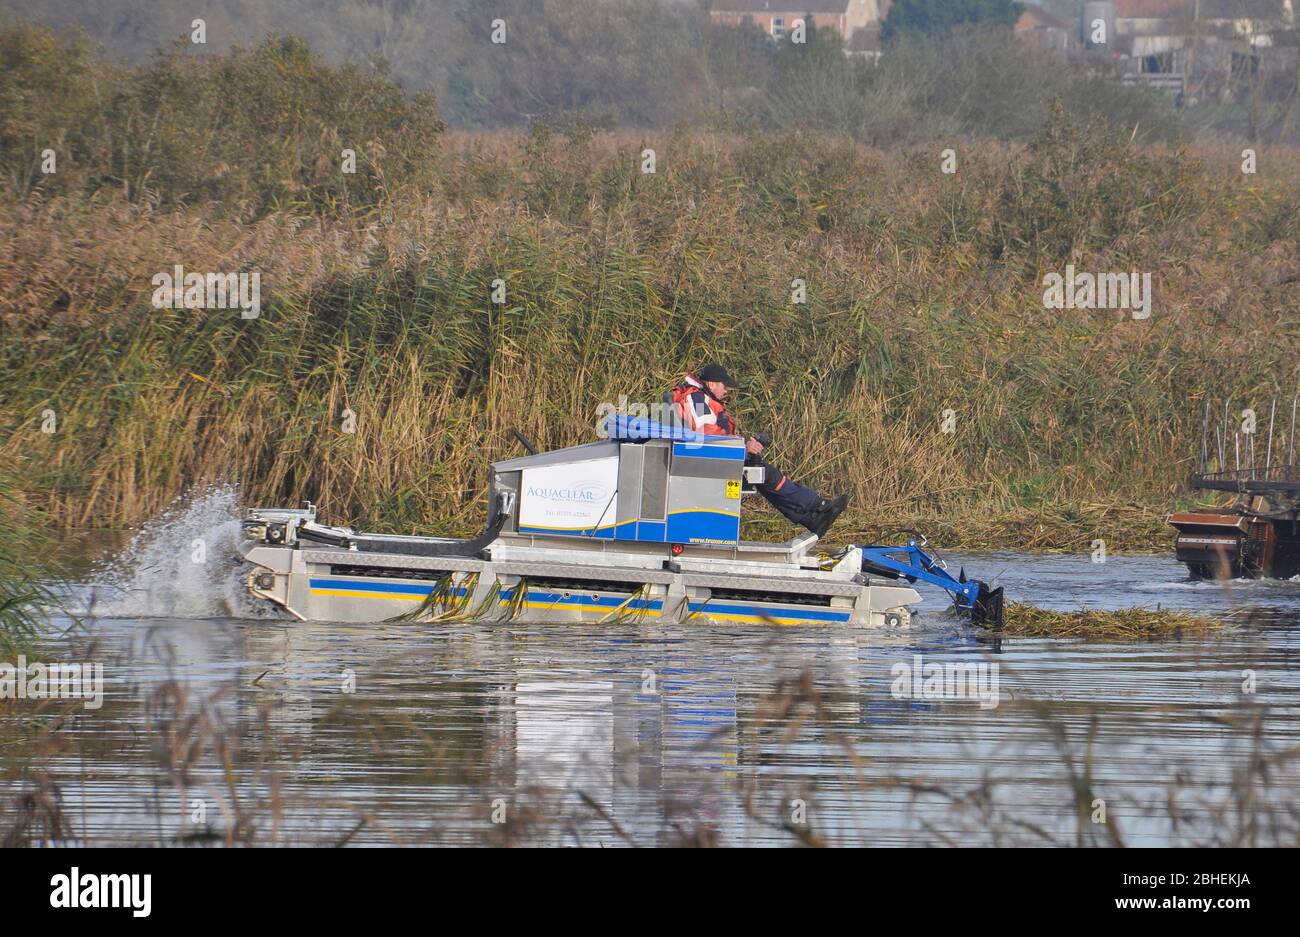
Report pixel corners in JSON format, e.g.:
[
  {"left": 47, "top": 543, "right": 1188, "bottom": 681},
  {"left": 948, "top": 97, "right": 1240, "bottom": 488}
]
[{"left": 4, "top": 550, "right": 1299, "bottom": 846}]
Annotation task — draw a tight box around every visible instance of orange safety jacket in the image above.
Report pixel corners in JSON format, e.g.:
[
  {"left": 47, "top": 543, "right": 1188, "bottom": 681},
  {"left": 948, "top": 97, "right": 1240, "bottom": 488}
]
[{"left": 670, "top": 374, "right": 736, "bottom": 436}]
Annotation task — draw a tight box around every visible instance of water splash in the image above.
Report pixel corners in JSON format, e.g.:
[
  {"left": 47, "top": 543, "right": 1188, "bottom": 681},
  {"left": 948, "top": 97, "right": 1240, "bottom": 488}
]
[{"left": 79, "top": 484, "right": 283, "bottom": 620}]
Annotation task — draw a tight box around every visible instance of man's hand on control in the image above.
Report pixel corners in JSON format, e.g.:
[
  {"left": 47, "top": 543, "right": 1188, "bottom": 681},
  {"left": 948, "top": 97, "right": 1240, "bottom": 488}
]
[{"left": 746, "top": 437, "right": 764, "bottom": 455}]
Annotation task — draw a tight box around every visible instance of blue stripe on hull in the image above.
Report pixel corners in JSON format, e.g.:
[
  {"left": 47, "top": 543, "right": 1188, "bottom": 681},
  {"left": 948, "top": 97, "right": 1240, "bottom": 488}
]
[
  {"left": 500, "top": 589, "right": 663, "bottom": 612},
  {"left": 310, "top": 578, "right": 468, "bottom": 597},
  {"left": 687, "top": 601, "right": 850, "bottom": 623}
]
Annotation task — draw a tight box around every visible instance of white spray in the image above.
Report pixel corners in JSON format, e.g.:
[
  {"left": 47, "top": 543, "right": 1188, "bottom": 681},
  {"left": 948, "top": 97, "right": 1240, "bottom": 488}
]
[{"left": 81, "top": 484, "right": 284, "bottom": 620}]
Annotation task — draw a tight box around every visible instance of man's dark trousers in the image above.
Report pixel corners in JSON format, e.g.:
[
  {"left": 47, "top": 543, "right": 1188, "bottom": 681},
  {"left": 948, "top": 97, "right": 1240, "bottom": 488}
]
[{"left": 745, "top": 453, "right": 819, "bottom": 524}]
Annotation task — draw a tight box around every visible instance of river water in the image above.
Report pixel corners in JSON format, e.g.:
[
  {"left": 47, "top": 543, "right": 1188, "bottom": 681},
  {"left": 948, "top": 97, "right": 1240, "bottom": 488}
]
[{"left": 4, "top": 489, "right": 1299, "bottom": 847}]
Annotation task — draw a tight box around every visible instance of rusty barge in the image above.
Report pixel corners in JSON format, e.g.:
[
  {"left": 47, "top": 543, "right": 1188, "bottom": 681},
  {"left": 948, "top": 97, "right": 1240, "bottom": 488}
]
[{"left": 1170, "top": 395, "right": 1300, "bottom": 580}]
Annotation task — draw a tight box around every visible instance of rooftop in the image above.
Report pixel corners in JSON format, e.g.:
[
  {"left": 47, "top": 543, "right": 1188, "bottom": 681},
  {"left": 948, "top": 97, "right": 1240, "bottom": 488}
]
[{"left": 710, "top": 0, "right": 855, "bottom": 13}]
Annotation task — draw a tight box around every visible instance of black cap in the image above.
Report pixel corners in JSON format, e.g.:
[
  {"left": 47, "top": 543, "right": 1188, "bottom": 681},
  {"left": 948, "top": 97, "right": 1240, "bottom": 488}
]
[{"left": 697, "top": 363, "right": 737, "bottom": 388}]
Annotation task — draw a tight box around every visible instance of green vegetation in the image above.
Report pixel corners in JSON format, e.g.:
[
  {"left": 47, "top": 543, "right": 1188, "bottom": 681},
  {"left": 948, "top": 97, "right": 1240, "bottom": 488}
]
[
  {"left": 0, "top": 456, "right": 61, "bottom": 654},
  {"left": 0, "top": 24, "right": 444, "bottom": 210},
  {"left": 998, "top": 603, "right": 1224, "bottom": 639}
]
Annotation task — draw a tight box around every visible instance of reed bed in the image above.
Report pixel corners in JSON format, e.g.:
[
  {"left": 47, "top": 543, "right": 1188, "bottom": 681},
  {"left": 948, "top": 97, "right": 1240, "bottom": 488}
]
[
  {"left": 997, "top": 602, "right": 1224, "bottom": 639},
  {"left": 2, "top": 40, "right": 1299, "bottom": 549}
]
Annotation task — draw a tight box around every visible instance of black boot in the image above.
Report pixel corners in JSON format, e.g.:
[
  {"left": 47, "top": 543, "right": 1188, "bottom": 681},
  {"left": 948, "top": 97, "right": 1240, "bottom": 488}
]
[{"left": 804, "top": 494, "right": 849, "bottom": 539}]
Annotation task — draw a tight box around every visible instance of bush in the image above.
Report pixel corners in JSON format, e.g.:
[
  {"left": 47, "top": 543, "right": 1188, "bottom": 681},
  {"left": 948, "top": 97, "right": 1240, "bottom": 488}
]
[{"left": 0, "top": 25, "right": 445, "bottom": 214}]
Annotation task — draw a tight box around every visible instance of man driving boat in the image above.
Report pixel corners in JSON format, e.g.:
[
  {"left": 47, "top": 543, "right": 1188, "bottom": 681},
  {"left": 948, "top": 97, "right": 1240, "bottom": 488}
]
[{"left": 668, "top": 363, "right": 849, "bottom": 538}]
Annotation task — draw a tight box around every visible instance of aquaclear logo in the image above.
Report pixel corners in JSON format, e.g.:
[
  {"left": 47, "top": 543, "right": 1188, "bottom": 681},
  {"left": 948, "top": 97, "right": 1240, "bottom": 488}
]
[
  {"left": 1042, "top": 266, "right": 1151, "bottom": 320},
  {"left": 50, "top": 868, "right": 151, "bottom": 917},
  {"left": 890, "top": 654, "right": 1000, "bottom": 710},
  {"left": 0, "top": 656, "right": 103, "bottom": 710},
  {"left": 525, "top": 480, "right": 607, "bottom": 503},
  {"left": 151, "top": 264, "right": 260, "bottom": 318}
]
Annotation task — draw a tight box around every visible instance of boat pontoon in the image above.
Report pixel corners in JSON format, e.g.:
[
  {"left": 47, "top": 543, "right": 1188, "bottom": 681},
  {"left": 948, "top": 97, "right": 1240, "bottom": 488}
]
[{"left": 240, "top": 417, "right": 1003, "bottom": 627}]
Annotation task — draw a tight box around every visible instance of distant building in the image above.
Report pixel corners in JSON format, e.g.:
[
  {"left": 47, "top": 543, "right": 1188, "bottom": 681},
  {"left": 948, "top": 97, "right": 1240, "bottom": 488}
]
[
  {"left": 1015, "top": 4, "right": 1075, "bottom": 52},
  {"left": 708, "top": 0, "right": 892, "bottom": 44},
  {"left": 1096, "top": 0, "right": 1297, "bottom": 101}
]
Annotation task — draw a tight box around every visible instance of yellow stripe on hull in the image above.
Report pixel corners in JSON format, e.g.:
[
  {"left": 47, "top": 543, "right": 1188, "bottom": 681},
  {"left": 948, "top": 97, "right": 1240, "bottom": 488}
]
[
  {"left": 502, "top": 599, "right": 663, "bottom": 617},
  {"left": 690, "top": 611, "right": 834, "bottom": 626},
  {"left": 311, "top": 588, "right": 431, "bottom": 601}
]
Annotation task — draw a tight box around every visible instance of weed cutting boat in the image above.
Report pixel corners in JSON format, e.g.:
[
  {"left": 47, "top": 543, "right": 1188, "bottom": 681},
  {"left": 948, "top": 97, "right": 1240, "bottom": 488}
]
[{"left": 240, "top": 417, "right": 1004, "bottom": 627}]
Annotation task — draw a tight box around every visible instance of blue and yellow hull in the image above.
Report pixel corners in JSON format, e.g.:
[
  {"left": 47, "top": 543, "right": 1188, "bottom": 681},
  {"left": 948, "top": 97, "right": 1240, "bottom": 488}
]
[{"left": 244, "top": 539, "right": 920, "bottom": 627}]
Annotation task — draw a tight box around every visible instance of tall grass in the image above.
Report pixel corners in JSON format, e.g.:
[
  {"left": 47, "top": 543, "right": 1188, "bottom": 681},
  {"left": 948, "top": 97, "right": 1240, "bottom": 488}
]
[{"left": 1, "top": 61, "right": 1298, "bottom": 547}]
